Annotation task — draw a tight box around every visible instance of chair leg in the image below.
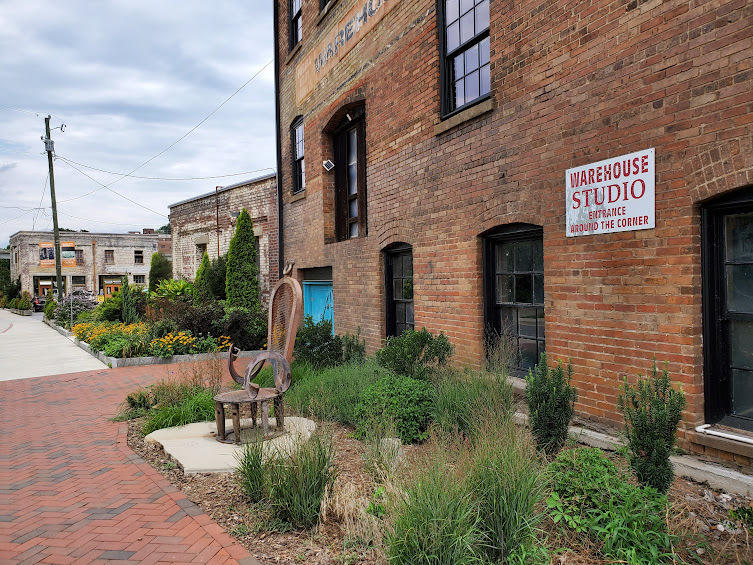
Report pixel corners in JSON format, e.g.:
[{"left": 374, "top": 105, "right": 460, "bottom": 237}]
[
  {"left": 231, "top": 403, "right": 241, "bottom": 444},
  {"left": 274, "top": 397, "right": 284, "bottom": 428},
  {"left": 215, "top": 401, "right": 226, "bottom": 441},
  {"left": 261, "top": 401, "right": 270, "bottom": 436}
]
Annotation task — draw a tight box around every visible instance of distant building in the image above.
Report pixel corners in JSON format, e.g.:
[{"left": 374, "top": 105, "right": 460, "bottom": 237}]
[
  {"left": 158, "top": 234, "right": 172, "bottom": 261},
  {"left": 9, "top": 231, "right": 159, "bottom": 298},
  {"left": 168, "top": 174, "right": 278, "bottom": 304}
]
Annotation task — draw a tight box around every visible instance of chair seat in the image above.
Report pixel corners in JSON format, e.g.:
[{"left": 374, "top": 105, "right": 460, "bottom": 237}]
[{"left": 214, "top": 387, "right": 281, "bottom": 404}]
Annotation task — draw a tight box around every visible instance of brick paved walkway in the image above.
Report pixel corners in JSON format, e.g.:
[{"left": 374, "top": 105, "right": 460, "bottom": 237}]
[{"left": 0, "top": 364, "right": 260, "bottom": 565}]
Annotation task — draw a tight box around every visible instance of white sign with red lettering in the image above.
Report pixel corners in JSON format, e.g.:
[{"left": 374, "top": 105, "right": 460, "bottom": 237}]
[{"left": 566, "top": 148, "right": 655, "bottom": 237}]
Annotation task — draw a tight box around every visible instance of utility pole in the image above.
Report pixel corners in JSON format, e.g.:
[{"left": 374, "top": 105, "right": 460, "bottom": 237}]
[
  {"left": 216, "top": 186, "right": 221, "bottom": 257},
  {"left": 43, "top": 116, "right": 64, "bottom": 301}
]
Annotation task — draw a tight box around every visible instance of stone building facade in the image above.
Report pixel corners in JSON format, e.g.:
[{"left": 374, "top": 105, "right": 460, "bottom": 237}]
[
  {"left": 9, "top": 231, "right": 159, "bottom": 298},
  {"left": 169, "top": 174, "right": 278, "bottom": 304},
  {"left": 274, "top": 0, "right": 753, "bottom": 463}
]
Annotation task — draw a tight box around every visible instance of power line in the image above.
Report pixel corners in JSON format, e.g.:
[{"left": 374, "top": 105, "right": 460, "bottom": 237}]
[
  {"left": 100, "top": 58, "right": 274, "bottom": 188},
  {"left": 32, "top": 173, "right": 49, "bottom": 230},
  {"left": 56, "top": 158, "right": 168, "bottom": 218},
  {"left": 0, "top": 209, "right": 34, "bottom": 226},
  {"left": 57, "top": 211, "right": 152, "bottom": 227},
  {"left": 55, "top": 155, "right": 275, "bottom": 181}
]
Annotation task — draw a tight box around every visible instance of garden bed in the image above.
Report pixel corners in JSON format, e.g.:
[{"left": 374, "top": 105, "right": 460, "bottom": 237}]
[{"left": 7, "top": 308, "right": 32, "bottom": 316}]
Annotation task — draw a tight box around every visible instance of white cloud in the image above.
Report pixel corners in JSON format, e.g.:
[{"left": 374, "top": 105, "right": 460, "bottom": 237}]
[{"left": 0, "top": 0, "right": 276, "bottom": 245}]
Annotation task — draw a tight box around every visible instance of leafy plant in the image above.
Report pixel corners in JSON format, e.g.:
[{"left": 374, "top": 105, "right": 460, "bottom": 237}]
[
  {"left": 148, "top": 251, "right": 172, "bottom": 290},
  {"left": 17, "top": 296, "right": 31, "bottom": 310},
  {"left": 235, "top": 440, "right": 266, "bottom": 503},
  {"left": 151, "top": 278, "right": 194, "bottom": 300},
  {"left": 525, "top": 353, "right": 577, "bottom": 457},
  {"left": 225, "top": 208, "right": 261, "bottom": 312},
  {"left": 548, "top": 447, "right": 679, "bottom": 564},
  {"left": 193, "top": 251, "right": 211, "bottom": 302},
  {"left": 355, "top": 375, "right": 434, "bottom": 444},
  {"left": 342, "top": 328, "right": 366, "bottom": 365},
  {"left": 142, "top": 388, "right": 216, "bottom": 434},
  {"left": 219, "top": 305, "right": 267, "bottom": 350},
  {"left": 469, "top": 422, "right": 547, "bottom": 562},
  {"left": 375, "top": 328, "right": 454, "bottom": 380},
  {"left": 293, "top": 316, "right": 343, "bottom": 369},
  {"left": 94, "top": 291, "right": 123, "bottom": 321},
  {"left": 120, "top": 276, "right": 139, "bottom": 325},
  {"left": 265, "top": 432, "right": 338, "bottom": 529},
  {"left": 617, "top": 360, "right": 686, "bottom": 493},
  {"left": 43, "top": 290, "right": 57, "bottom": 318},
  {"left": 206, "top": 254, "right": 227, "bottom": 300},
  {"left": 55, "top": 294, "right": 96, "bottom": 328},
  {"left": 387, "top": 450, "right": 486, "bottom": 565}
]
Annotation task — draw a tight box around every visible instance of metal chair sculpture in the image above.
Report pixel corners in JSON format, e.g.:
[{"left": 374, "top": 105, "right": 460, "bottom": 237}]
[{"left": 214, "top": 263, "right": 303, "bottom": 444}]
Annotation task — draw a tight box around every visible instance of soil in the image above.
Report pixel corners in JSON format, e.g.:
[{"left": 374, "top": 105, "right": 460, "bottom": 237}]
[{"left": 127, "top": 418, "right": 753, "bottom": 565}]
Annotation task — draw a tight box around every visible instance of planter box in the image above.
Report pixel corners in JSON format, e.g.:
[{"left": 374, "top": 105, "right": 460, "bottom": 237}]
[
  {"left": 73, "top": 336, "right": 260, "bottom": 368},
  {"left": 10, "top": 308, "right": 32, "bottom": 316}
]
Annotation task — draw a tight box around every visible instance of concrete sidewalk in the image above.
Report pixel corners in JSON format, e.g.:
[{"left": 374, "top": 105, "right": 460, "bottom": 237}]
[
  {"left": 0, "top": 363, "right": 261, "bottom": 565},
  {"left": 0, "top": 309, "right": 106, "bottom": 381}
]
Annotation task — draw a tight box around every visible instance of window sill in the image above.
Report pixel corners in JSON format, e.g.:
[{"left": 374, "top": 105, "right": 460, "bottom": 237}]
[
  {"left": 434, "top": 97, "right": 494, "bottom": 136},
  {"left": 290, "top": 190, "right": 306, "bottom": 203},
  {"left": 285, "top": 42, "right": 303, "bottom": 66},
  {"left": 316, "top": 0, "right": 339, "bottom": 25}
]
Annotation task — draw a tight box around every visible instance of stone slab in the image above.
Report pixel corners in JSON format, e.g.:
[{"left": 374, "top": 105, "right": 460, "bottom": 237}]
[{"left": 145, "top": 416, "right": 316, "bottom": 474}]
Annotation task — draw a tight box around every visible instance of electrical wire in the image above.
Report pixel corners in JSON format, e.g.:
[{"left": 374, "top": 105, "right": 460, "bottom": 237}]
[
  {"left": 56, "top": 158, "right": 168, "bottom": 218},
  {"left": 95, "top": 58, "right": 273, "bottom": 189},
  {"left": 57, "top": 211, "right": 151, "bottom": 227},
  {"left": 55, "top": 155, "right": 274, "bottom": 181},
  {"left": 0, "top": 209, "right": 34, "bottom": 225},
  {"left": 32, "top": 173, "right": 49, "bottom": 230}
]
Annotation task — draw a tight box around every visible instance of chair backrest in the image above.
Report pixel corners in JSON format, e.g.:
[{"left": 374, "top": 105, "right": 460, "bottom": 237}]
[{"left": 267, "top": 269, "right": 303, "bottom": 363}]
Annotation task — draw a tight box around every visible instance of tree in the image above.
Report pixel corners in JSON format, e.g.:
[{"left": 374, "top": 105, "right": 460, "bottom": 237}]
[
  {"left": 226, "top": 208, "right": 260, "bottom": 311},
  {"left": 157, "top": 224, "right": 172, "bottom": 234},
  {"left": 121, "top": 276, "right": 139, "bottom": 325},
  {"left": 148, "top": 252, "right": 172, "bottom": 290},
  {"left": 193, "top": 252, "right": 210, "bottom": 302},
  {"left": 207, "top": 254, "right": 227, "bottom": 300}
]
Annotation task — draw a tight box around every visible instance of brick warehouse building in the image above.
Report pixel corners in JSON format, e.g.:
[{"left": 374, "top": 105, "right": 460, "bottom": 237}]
[
  {"left": 273, "top": 0, "right": 753, "bottom": 462},
  {"left": 169, "top": 174, "right": 278, "bottom": 305}
]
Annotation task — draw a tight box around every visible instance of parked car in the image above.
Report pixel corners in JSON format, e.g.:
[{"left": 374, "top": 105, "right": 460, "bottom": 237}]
[{"left": 32, "top": 296, "right": 46, "bottom": 312}]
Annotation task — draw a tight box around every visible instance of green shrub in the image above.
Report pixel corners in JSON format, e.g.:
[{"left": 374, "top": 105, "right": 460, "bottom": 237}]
[
  {"left": 526, "top": 353, "right": 577, "bottom": 457},
  {"left": 234, "top": 440, "right": 265, "bottom": 503},
  {"left": 265, "top": 432, "right": 337, "bottom": 529},
  {"left": 387, "top": 453, "right": 486, "bottom": 565},
  {"left": 356, "top": 375, "right": 434, "bottom": 444},
  {"left": 17, "top": 296, "right": 31, "bottom": 310},
  {"left": 342, "top": 328, "right": 366, "bottom": 364},
  {"left": 43, "top": 290, "right": 56, "bottom": 318},
  {"left": 0, "top": 295, "right": 6, "bottom": 308},
  {"left": 225, "top": 208, "right": 261, "bottom": 312},
  {"left": 148, "top": 251, "right": 172, "bottom": 290},
  {"left": 286, "top": 360, "right": 387, "bottom": 426},
  {"left": 469, "top": 423, "right": 547, "bottom": 562},
  {"left": 548, "top": 447, "right": 678, "bottom": 564},
  {"left": 120, "top": 276, "right": 139, "bottom": 325},
  {"left": 206, "top": 254, "right": 227, "bottom": 300},
  {"left": 95, "top": 292, "right": 123, "bottom": 321},
  {"left": 56, "top": 295, "right": 96, "bottom": 328},
  {"left": 432, "top": 368, "right": 514, "bottom": 438},
  {"left": 293, "top": 316, "right": 343, "bottom": 369},
  {"left": 149, "top": 318, "right": 179, "bottom": 340},
  {"left": 142, "top": 388, "right": 216, "bottom": 434},
  {"left": 375, "top": 328, "right": 454, "bottom": 380},
  {"left": 151, "top": 278, "right": 194, "bottom": 300},
  {"left": 618, "top": 361, "right": 686, "bottom": 493},
  {"left": 219, "top": 305, "right": 267, "bottom": 350},
  {"left": 193, "top": 251, "right": 211, "bottom": 302}
]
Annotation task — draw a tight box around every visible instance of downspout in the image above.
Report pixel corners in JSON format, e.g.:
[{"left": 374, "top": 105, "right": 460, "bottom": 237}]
[{"left": 273, "top": 0, "right": 284, "bottom": 281}]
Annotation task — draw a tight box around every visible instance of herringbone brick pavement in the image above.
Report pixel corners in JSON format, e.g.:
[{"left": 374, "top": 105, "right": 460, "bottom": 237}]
[{"left": 0, "top": 364, "right": 261, "bottom": 565}]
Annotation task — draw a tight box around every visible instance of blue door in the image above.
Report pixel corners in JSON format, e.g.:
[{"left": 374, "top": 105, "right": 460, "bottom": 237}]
[{"left": 302, "top": 281, "right": 334, "bottom": 333}]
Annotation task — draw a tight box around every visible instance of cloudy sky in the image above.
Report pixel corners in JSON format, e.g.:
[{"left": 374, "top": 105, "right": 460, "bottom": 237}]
[{"left": 0, "top": 0, "right": 276, "bottom": 247}]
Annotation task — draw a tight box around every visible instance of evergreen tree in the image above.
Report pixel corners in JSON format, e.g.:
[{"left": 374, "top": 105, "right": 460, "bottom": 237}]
[
  {"left": 207, "top": 254, "right": 227, "bottom": 300},
  {"left": 121, "top": 276, "right": 139, "bottom": 325},
  {"left": 148, "top": 252, "right": 172, "bottom": 291},
  {"left": 226, "top": 208, "right": 260, "bottom": 311},
  {"left": 194, "top": 252, "right": 210, "bottom": 302}
]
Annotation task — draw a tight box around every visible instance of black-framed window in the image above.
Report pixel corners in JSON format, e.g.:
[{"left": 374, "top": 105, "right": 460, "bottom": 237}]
[
  {"left": 334, "top": 108, "right": 366, "bottom": 241},
  {"left": 702, "top": 187, "right": 753, "bottom": 431},
  {"left": 290, "top": 0, "right": 302, "bottom": 50},
  {"left": 133, "top": 275, "right": 145, "bottom": 285},
  {"left": 134, "top": 250, "right": 143, "bottom": 264},
  {"left": 385, "top": 245, "right": 414, "bottom": 337},
  {"left": 104, "top": 249, "right": 114, "bottom": 264},
  {"left": 71, "top": 276, "right": 86, "bottom": 286},
  {"left": 483, "top": 224, "right": 544, "bottom": 376},
  {"left": 291, "top": 118, "right": 305, "bottom": 194},
  {"left": 440, "top": 0, "right": 490, "bottom": 117}
]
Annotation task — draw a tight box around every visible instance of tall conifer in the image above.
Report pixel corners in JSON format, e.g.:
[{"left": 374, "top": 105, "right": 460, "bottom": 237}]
[{"left": 225, "top": 208, "right": 260, "bottom": 311}]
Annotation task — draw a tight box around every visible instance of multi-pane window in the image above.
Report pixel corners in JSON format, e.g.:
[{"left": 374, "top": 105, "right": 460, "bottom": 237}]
[
  {"left": 442, "top": 0, "right": 490, "bottom": 116},
  {"left": 133, "top": 275, "right": 146, "bottom": 285},
  {"left": 104, "top": 249, "right": 114, "bottom": 264},
  {"left": 71, "top": 276, "right": 85, "bottom": 286},
  {"left": 484, "top": 226, "right": 544, "bottom": 375},
  {"left": 292, "top": 119, "right": 305, "bottom": 194},
  {"left": 75, "top": 249, "right": 84, "bottom": 265},
  {"left": 386, "top": 246, "right": 414, "bottom": 337},
  {"left": 290, "top": 0, "right": 302, "bottom": 50},
  {"left": 334, "top": 110, "right": 366, "bottom": 241},
  {"left": 134, "top": 250, "right": 144, "bottom": 264}
]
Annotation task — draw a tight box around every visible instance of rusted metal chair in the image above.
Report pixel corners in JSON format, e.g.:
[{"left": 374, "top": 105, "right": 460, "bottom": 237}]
[{"left": 214, "top": 263, "right": 303, "bottom": 444}]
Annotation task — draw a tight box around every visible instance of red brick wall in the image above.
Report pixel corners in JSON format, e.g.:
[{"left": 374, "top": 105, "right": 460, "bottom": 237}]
[{"left": 277, "top": 0, "right": 753, "bottom": 436}]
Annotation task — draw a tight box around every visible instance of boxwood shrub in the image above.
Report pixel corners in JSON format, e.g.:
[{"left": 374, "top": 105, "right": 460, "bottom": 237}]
[{"left": 355, "top": 375, "right": 435, "bottom": 444}]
